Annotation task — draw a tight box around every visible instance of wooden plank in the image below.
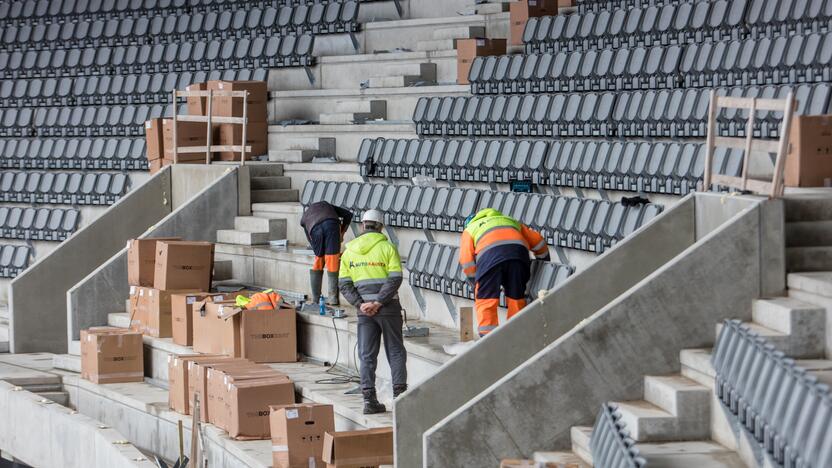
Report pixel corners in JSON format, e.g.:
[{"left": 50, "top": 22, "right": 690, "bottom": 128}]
[
  {"left": 710, "top": 174, "right": 744, "bottom": 189},
  {"left": 771, "top": 91, "right": 796, "bottom": 197},
  {"left": 175, "top": 90, "right": 248, "bottom": 98},
  {"left": 704, "top": 90, "right": 717, "bottom": 191},
  {"left": 740, "top": 99, "right": 756, "bottom": 190},
  {"left": 713, "top": 136, "right": 747, "bottom": 150},
  {"left": 459, "top": 306, "right": 474, "bottom": 342},
  {"left": 713, "top": 137, "right": 780, "bottom": 153},
  {"left": 715, "top": 96, "right": 790, "bottom": 112},
  {"left": 176, "top": 115, "right": 246, "bottom": 124},
  {"left": 177, "top": 145, "right": 253, "bottom": 153}
]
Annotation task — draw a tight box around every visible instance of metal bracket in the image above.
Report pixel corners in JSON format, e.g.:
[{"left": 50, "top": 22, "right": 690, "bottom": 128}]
[
  {"left": 304, "top": 66, "right": 316, "bottom": 86},
  {"left": 574, "top": 187, "right": 585, "bottom": 198},
  {"left": 349, "top": 32, "right": 360, "bottom": 52},
  {"left": 555, "top": 246, "right": 569, "bottom": 265},
  {"left": 598, "top": 187, "right": 610, "bottom": 201},
  {"left": 393, "top": 0, "right": 403, "bottom": 17},
  {"left": 423, "top": 229, "right": 435, "bottom": 243},
  {"left": 409, "top": 283, "right": 428, "bottom": 316},
  {"left": 441, "top": 293, "right": 458, "bottom": 322}
]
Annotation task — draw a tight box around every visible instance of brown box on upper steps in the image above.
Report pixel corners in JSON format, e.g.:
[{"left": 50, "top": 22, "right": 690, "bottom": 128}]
[
  {"left": 457, "top": 38, "right": 507, "bottom": 85},
  {"left": 509, "top": 0, "right": 561, "bottom": 46},
  {"left": 786, "top": 114, "right": 832, "bottom": 187},
  {"left": 207, "top": 80, "right": 268, "bottom": 123}
]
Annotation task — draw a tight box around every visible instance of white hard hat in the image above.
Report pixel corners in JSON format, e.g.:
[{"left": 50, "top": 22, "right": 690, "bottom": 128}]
[{"left": 362, "top": 209, "right": 384, "bottom": 224}]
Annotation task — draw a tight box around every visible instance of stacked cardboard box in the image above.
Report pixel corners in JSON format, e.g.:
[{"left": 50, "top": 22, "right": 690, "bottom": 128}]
[
  {"left": 322, "top": 427, "right": 394, "bottom": 468},
  {"left": 144, "top": 118, "right": 209, "bottom": 174},
  {"left": 207, "top": 80, "right": 268, "bottom": 161},
  {"left": 174, "top": 356, "right": 295, "bottom": 439},
  {"left": 270, "top": 404, "right": 335, "bottom": 468},
  {"left": 457, "top": 38, "right": 507, "bottom": 85},
  {"left": 171, "top": 292, "right": 237, "bottom": 346},
  {"left": 786, "top": 114, "right": 832, "bottom": 187},
  {"left": 128, "top": 239, "right": 214, "bottom": 338},
  {"left": 80, "top": 327, "right": 144, "bottom": 384},
  {"left": 191, "top": 298, "right": 297, "bottom": 363}
]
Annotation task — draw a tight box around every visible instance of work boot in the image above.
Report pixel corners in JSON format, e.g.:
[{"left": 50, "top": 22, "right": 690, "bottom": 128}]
[
  {"left": 362, "top": 389, "right": 386, "bottom": 414},
  {"left": 393, "top": 384, "right": 408, "bottom": 399},
  {"left": 309, "top": 270, "right": 324, "bottom": 304},
  {"left": 326, "top": 271, "right": 340, "bottom": 306}
]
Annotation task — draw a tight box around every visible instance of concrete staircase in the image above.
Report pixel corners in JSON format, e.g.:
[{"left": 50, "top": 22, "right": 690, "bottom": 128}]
[
  {"left": 247, "top": 164, "right": 299, "bottom": 203},
  {"left": 269, "top": 137, "right": 337, "bottom": 163},
  {"left": 216, "top": 216, "right": 288, "bottom": 246},
  {"left": 416, "top": 25, "right": 486, "bottom": 51},
  {"left": 368, "top": 62, "right": 438, "bottom": 88},
  {"left": 319, "top": 100, "right": 387, "bottom": 124},
  {"left": 785, "top": 195, "right": 832, "bottom": 272}
]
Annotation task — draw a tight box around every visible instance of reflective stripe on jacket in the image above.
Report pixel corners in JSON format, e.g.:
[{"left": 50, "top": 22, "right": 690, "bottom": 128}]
[
  {"left": 338, "top": 232, "right": 403, "bottom": 315},
  {"left": 459, "top": 208, "right": 548, "bottom": 280}
]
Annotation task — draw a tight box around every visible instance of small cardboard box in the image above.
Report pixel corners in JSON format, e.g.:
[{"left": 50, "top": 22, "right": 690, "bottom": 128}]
[
  {"left": 127, "top": 237, "right": 181, "bottom": 287},
  {"left": 193, "top": 301, "right": 298, "bottom": 363},
  {"left": 207, "top": 80, "right": 268, "bottom": 122},
  {"left": 129, "top": 286, "right": 195, "bottom": 338},
  {"left": 145, "top": 118, "right": 165, "bottom": 161},
  {"left": 153, "top": 241, "right": 214, "bottom": 291},
  {"left": 271, "top": 404, "right": 335, "bottom": 468},
  {"left": 168, "top": 353, "right": 224, "bottom": 414},
  {"left": 215, "top": 122, "right": 268, "bottom": 161},
  {"left": 188, "top": 358, "right": 250, "bottom": 422},
  {"left": 225, "top": 377, "right": 295, "bottom": 440},
  {"left": 322, "top": 427, "right": 394, "bottom": 468},
  {"left": 207, "top": 365, "right": 285, "bottom": 428},
  {"left": 80, "top": 327, "right": 144, "bottom": 384},
  {"left": 457, "top": 38, "right": 507, "bottom": 85},
  {"left": 786, "top": 114, "right": 832, "bottom": 187},
  {"left": 186, "top": 82, "right": 208, "bottom": 116},
  {"left": 509, "top": 0, "right": 561, "bottom": 46},
  {"left": 171, "top": 292, "right": 234, "bottom": 346}
]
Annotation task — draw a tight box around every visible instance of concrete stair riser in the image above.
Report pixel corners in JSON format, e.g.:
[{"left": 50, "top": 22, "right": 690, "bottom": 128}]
[
  {"left": 784, "top": 196, "right": 832, "bottom": 222},
  {"left": 246, "top": 164, "right": 284, "bottom": 177},
  {"left": 432, "top": 26, "right": 486, "bottom": 40},
  {"left": 643, "top": 375, "right": 710, "bottom": 420},
  {"left": 415, "top": 38, "right": 458, "bottom": 52},
  {"left": 475, "top": 2, "right": 510, "bottom": 14},
  {"left": 213, "top": 259, "right": 233, "bottom": 281},
  {"left": 38, "top": 391, "right": 70, "bottom": 406},
  {"left": 250, "top": 189, "right": 299, "bottom": 203},
  {"left": 215, "top": 229, "right": 273, "bottom": 246},
  {"left": 334, "top": 100, "right": 386, "bottom": 115},
  {"left": 787, "top": 271, "right": 832, "bottom": 297},
  {"left": 613, "top": 397, "right": 709, "bottom": 442},
  {"left": 382, "top": 62, "right": 437, "bottom": 79},
  {"left": 268, "top": 149, "right": 317, "bottom": 163},
  {"left": 367, "top": 75, "right": 429, "bottom": 89},
  {"left": 785, "top": 220, "right": 832, "bottom": 247},
  {"left": 786, "top": 246, "right": 832, "bottom": 272},
  {"left": 233, "top": 216, "right": 287, "bottom": 237},
  {"left": 787, "top": 288, "right": 832, "bottom": 357},
  {"left": 679, "top": 348, "right": 716, "bottom": 389},
  {"left": 752, "top": 297, "right": 825, "bottom": 336},
  {"left": 250, "top": 176, "right": 291, "bottom": 190}
]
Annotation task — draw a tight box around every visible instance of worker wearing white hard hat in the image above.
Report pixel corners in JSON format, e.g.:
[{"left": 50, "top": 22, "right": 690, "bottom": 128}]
[{"left": 338, "top": 208, "right": 407, "bottom": 414}]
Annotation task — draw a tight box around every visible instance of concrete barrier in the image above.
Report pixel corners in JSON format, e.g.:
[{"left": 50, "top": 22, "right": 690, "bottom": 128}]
[
  {"left": 395, "top": 193, "right": 785, "bottom": 467},
  {"left": 66, "top": 167, "right": 238, "bottom": 346}
]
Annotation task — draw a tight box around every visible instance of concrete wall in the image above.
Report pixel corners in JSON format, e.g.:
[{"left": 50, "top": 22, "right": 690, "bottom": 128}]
[
  {"left": 0, "top": 381, "right": 152, "bottom": 468},
  {"left": 66, "top": 168, "right": 239, "bottom": 343},
  {"left": 417, "top": 195, "right": 784, "bottom": 467},
  {"left": 8, "top": 169, "right": 173, "bottom": 354}
]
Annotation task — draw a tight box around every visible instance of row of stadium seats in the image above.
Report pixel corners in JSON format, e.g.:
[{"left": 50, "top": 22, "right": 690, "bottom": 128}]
[
  {"left": 0, "top": 35, "right": 314, "bottom": 79},
  {"left": 1, "top": 3, "right": 358, "bottom": 51},
  {"left": 301, "top": 181, "right": 664, "bottom": 253},
  {"left": 0, "top": 171, "right": 130, "bottom": 205},
  {"left": 0, "top": 244, "right": 32, "bottom": 278},
  {"left": 357, "top": 138, "right": 711, "bottom": 195},
  {"left": 0, "top": 69, "right": 267, "bottom": 108},
  {"left": 522, "top": 0, "right": 832, "bottom": 54},
  {"left": 470, "top": 33, "right": 832, "bottom": 94},
  {"left": 0, "top": 138, "right": 148, "bottom": 170},
  {"left": 413, "top": 84, "right": 829, "bottom": 139},
  {"left": 0, "top": 104, "right": 170, "bottom": 137},
  {"left": 406, "top": 240, "right": 574, "bottom": 301},
  {"left": 0, "top": 207, "right": 80, "bottom": 241},
  {"left": 0, "top": 0, "right": 359, "bottom": 24},
  {"left": 576, "top": 0, "right": 686, "bottom": 13}
]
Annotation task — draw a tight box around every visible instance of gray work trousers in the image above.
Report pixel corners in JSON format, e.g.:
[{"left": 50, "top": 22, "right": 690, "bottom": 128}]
[{"left": 358, "top": 313, "right": 408, "bottom": 391}]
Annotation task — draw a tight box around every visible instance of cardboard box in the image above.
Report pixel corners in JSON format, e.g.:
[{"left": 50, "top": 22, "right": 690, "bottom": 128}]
[
  {"left": 161, "top": 118, "right": 209, "bottom": 162},
  {"left": 215, "top": 121, "right": 268, "bottom": 161},
  {"left": 322, "top": 427, "right": 394, "bottom": 468},
  {"left": 127, "top": 237, "right": 182, "bottom": 287},
  {"left": 225, "top": 377, "right": 295, "bottom": 440},
  {"left": 171, "top": 292, "right": 235, "bottom": 346},
  {"left": 168, "top": 353, "right": 224, "bottom": 414},
  {"left": 207, "top": 365, "right": 286, "bottom": 428},
  {"left": 129, "top": 286, "right": 197, "bottom": 338},
  {"left": 207, "top": 80, "right": 268, "bottom": 122},
  {"left": 188, "top": 358, "right": 250, "bottom": 422},
  {"left": 192, "top": 301, "right": 298, "bottom": 363},
  {"left": 153, "top": 241, "right": 214, "bottom": 291},
  {"left": 80, "top": 327, "right": 144, "bottom": 384},
  {"left": 509, "top": 1, "right": 560, "bottom": 46},
  {"left": 145, "top": 118, "right": 165, "bottom": 161},
  {"left": 786, "top": 114, "right": 832, "bottom": 187},
  {"left": 457, "top": 38, "right": 507, "bottom": 85},
  {"left": 187, "top": 82, "right": 208, "bottom": 116},
  {"left": 271, "top": 404, "right": 335, "bottom": 468},
  {"left": 149, "top": 158, "right": 165, "bottom": 174}
]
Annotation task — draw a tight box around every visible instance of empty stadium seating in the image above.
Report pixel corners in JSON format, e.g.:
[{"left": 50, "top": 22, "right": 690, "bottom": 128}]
[
  {"left": 0, "top": 171, "right": 130, "bottom": 205},
  {"left": 301, "top": 180, "right": 664, "bottom": 253},
  {"left": 0, "top": 244, "right": 32, "bottom": 278},
  {"left": 0, "top": 138, "right": 147, "bottom": 170},
  {"left": 0, "top": 207, "right": 80, "bottom": 241},
  {"left": 712, "top": 319, "right": 832, "bottom": 468}
]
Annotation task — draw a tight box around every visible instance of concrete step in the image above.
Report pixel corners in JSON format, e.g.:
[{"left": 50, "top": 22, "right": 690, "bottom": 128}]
[
  {"left": 269, "top": 149, "right": 317, "bottom": 163},
  {"left": 251, "top": 189, "right": 299, "bottom": 203},
  {"left": 612, "top": 397, "right": 709, "bottom": 443},
  {"left": 334, "top": 100, "right": 386, "bottom": 115},
  {"left": 787, "top": 246, "right": 832, "bottom": 272},
  {"left": 233, "top": 216, "right": 288, "bottom": 238},
  {"left": 250, "top": 176, "right": 291, "bottom": 190},
  {"left": 216, "top": 229, "right": 273, "bottom": 246},
  {"left": 786, "top": 220, "right": 832, "bottom": 247},
  {"left": 752, "top": 296, "right": 825, "bottom": 337},
  {"left": 788, "top": 271, "right": 832, "bottom": 298},
  {"left": 643, "top": 375, "right": 710, "bottom": 427},
  {"left": 570, "top": 426, "right": 593, "bottom": 465},
  {"left": 722, "top": 321, "right": 825, "bottom": 359},
  {"left": 319, "top": 112, "right": 386, "bottom": 125},
  {"left": 246, "top": 163, "right": 284, "bottom": 177},
  {"left": 784, "top": 195, "right": 832, "bottom": 222},
  {"left": 367, "top": 75, "right": 434, "bottom": 88},
  {"left": 680, "top": 348, "right": 715, "bottom": 389},
  {"left": 37, "top": 390, "right": 69, "bottom": 406},
  {"left": 382, "top": 62, "right": 437, "bottom": 79},
  {"left": 475, "top": 2, "right": 510, "bottom": 14},
  {"left": 532, "top": 451, "right": 590, "bottom": 467},
  {"left": 213, "top": 259, "right": 233, "bottom": 281},
  {"left": 415, "top": 38, "right": 457, "bottom": 52},
  {"left": 280, "top": 137, "right": 337, "bottom": 154},
  {"left": 432, "top": 25, "right": 486, "bottom": 40},
  {"left": 638, "top": 441, "right": 746, "bottom": 467},
  {"left": 52, "top": 353, "right": 81, "bottom": 373}
]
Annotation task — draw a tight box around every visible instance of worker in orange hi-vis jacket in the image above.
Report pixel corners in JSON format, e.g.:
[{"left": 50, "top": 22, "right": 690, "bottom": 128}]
[{"left": 459, "top": 208, "right": 550, "bottom": 337}]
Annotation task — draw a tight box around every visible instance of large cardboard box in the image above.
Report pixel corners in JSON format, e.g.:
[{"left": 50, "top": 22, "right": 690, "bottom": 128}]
[
  {"left": 188, "top": 358, "right": 250, "bottom": 422},
  {"left": 80, "top": 327, "right": 144, "bottom": 384},
  {"left": 786, "top": 114, "right": 832, "bottom": 187},
  {"left": 207, "top": 365, "right": 286, "bottom": 428},
  {"left": 192, "top": 301, "right": 298, "bottom": 363},
  {"left": 161, "top": 118, "right": 209, "bottom": 162},
  {"left": 225, "top": 377, "right": 295, "bottom": 440},
  {"left": 153, "top": 241, "right": 214, "bottom": 291},
  {"left": 186, "top": 82, "right": 208, "bottom": 116},
  {"left": 457, "top": 38, "right": 507, "bottom": 85},
  {"left": 322, "top": 427, "right": 394, "bottom": 468},
  {"left": 129, "top": 286, "right": 197, "bottom": 338},
  {"left": 509, "top": 0, "right": 560, "bottom": 46},
  {"left": 127, "top": 237, "right": 181, "bottom": 287},
  {"left": 207, "top": 80, "right": 268, "bottom": 122},
  {"left": 171, "top": 292, "right": 235, "bottom": 346},
  {"left": 271, "top": 404, "right": 335, "bottom": 468},
  {"left": 145, "top": 118, "right": 165, "bottom": 161},
  {"left": 168, "top": 353, "right": 224, "bottom": 414},
  {"left": 215, "top": 122, "right": 268, "bottom": 161}
]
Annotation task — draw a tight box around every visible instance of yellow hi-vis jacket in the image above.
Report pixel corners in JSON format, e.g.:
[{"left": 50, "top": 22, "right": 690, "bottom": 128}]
[{"left": 338, "top": 232, "right": 403, "bottom": 316}]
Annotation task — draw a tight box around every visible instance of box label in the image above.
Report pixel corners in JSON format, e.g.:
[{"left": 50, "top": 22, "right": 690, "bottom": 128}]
[{"left": 286, "top": 408, "right": 299, "bottom": 419}]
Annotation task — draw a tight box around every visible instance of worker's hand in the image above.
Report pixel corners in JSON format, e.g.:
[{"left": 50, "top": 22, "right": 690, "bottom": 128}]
[{"left": 360, "top": 302, "right": 378, "bottom": 316}]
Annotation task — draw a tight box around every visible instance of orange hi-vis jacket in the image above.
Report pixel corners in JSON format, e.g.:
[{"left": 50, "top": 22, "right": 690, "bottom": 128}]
[
  {"left": 243, "top": 290, "right": 283, "bottom": 310},
  {"left": 459, "top": 209, "right": 549, "bottom": 280}
]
